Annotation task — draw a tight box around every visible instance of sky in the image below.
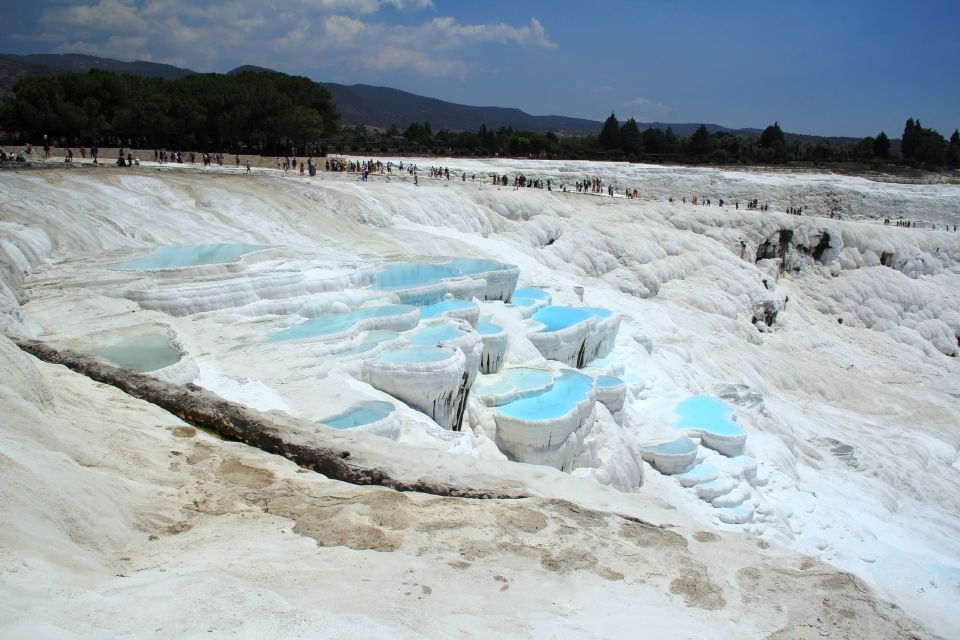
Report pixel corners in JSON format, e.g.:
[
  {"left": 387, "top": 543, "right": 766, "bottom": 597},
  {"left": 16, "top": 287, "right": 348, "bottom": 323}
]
[{"left": 1, "top": 0, "right": 958, "bottom": 138}]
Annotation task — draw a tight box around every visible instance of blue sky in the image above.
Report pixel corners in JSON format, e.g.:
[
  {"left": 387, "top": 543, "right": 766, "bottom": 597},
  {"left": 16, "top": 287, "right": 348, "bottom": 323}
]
[{"left": 2, "top": 0, "right": 958, "bottom": 137}]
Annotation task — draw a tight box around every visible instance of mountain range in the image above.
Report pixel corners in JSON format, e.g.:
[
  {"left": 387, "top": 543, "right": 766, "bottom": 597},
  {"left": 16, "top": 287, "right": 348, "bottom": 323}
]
[{"left": 0, "top": 53, "right": 853, "bottom": 142}]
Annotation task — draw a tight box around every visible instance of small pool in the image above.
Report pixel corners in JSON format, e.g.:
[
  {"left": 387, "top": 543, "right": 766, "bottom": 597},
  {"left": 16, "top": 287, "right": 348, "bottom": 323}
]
[
  {"left": 91, "top": 334, "right": 181, "bottom": 372},
  {"left": 269, "top": 305, "right": 416, "bottom": 342},
  {"left": 406, "top": 322, "right": 467, "bottom": 346},
  {"left": 477, "top": 317, "right": 504, "bottom": 335},
  {"left": 474, "top": 368, "right": 555, "bottom": 400},
  {"left": 376, "top": 346, "right": 451, "bottom": 364},
  {"left": 117, "top": 243, "right": 269, "bottom": 269},
  {"left": 320, "top": 401, "right": 395, "bottom": 429},
  {"left": 674, "top": 463, "right": 718, "bottom": 484},
  {"left": 512, "top": 287, "right": 550, "bottom": 301},
  {"left": 531, "top": 306, "right": 595, "bottom": 332},
  {"left": 596, "top": 375, "right": 623, "bottom": 389},
  {"left": 375, "top": 258, "right": 515, "bottom": 291},
  {"left": 496, "top": 370, "right": 593, "bottom": 421},
  {"left": 675, "top": 396, "right": 743, "bottom": 436},
  {"left": 647, "top": 437, "right": 699, "bottom": 456},
  {"left": 334, "top": 330, "right": 398, "bottom": 357},
  {"left": 419, "top": 299, "right": 476, "bottom": 319}
]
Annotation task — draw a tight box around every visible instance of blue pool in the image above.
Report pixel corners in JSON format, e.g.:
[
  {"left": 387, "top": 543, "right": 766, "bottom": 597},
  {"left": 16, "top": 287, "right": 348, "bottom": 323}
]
[
  {"left": 512, "top": 287, "right": 550, "bottom": 301},
  {"left": 321, "top": 401, "right": 395, "bottom": 429},
  {"left": 477, "top": 317, "right": 504, "bottom": 335},
  {"left": 375, "top": 258, "right": 515, "bottom": 292},
  {"left": 596, "top": 375, "right": 623, "bottom": 389},
  {"left": 531, "top": 306, "right": 595, "bottom": 332},
  {"left": 474, "top": 368, "right": 556, "bottom": 405},
  {"left": 117, "top": 244, "right": 269, "bottom": 269},
  {"left": 496, "top": 371, "right": 593, "bottom": 421},
  {"left": 407, "top": 323, "right": 466, "bottom": 346},
  {"left": 647, "top": 437, "right": 699, "bottom": 456},
  {"left": 269, "top": 305, "right": 415, "bottom": 342},
  {"left": 675, "top": 396, "right": 744, "bottom": 436},
  {"left": 419, "top": 299, "right": 476, "bottom": 319},
  {"left": 91, "top": 334, "right": 180, "bottom": 372},
  {"left": 335, "top": 330, "right": 397, "bottom": 356},
  {"left": 376, "top": 346, "right": 451, "bottom": 364}
]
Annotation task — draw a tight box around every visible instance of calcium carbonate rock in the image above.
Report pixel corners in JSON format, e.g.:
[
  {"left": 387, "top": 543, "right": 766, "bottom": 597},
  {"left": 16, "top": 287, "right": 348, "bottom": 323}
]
[
  {"left": 640, "top": 438, "right": 699, "bottom": 475},
  {"left": 477, "top": 316, "right": 508, "bottom": 374},
  {"left": 419, "top": 298, "right": 480, "bottom": 327},
  {"left": 593, "top": 375, "right": 626, "bottom": 424},
  {"left": 374, "top": 259, "right": 519, "bottom": 305},
  {"left": 487, "top": 369, "right": 597, "bottom": 470},
  {"left": 525, "top": 306, "right": 621, "bottom": 368},
  {"left": 403, "top": 318, "right": 482, "bottom": 389},
  {"left": 317, "top": 400, "right": 401, "bottom": 440},
  {"left": 362, "top": 345, "right": 471, "bottom": 430},
  {"left": 674, "top": 395, "right": 747, "bottom": 457}
]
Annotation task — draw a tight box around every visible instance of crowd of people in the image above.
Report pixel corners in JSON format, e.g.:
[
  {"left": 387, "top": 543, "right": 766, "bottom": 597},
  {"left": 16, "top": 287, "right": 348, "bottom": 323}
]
[{"left": 5, "top": 141, "right": 959, "bottom": 231}]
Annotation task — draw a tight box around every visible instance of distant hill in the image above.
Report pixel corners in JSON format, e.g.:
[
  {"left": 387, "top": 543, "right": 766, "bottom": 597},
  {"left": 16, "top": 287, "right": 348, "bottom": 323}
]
[
  {"left": 0, "top": 53, "right": 193, "bottom": 98},
  {"left": 319, "top": 82, "right": 605, "bottom": 135},
  {"left": 1, "top": 53, "right": 863, "bottom": 142}
]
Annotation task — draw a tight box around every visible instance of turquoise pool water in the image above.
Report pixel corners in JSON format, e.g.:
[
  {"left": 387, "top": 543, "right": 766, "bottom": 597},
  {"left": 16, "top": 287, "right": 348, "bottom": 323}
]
[
  {"left": 336, "top": 330, "right": 397, "bottom": 356},
  {"left": 531, "top": 306, "right": 595, "bottom": 332},
  {"left": 419, "top": 299, "right": 476, "bottom": 319},
  {"left": 496, "top": 370, "right": 592, "bottom": 421},
  {"left": 596, "top": 375, "right": 623, "bottom": 388},
  {"left": 375, "top": 258, "right": 514, "bottom": 292},
  {"left": 477, "top": 317, "right": 503, "bottom": 335},
  {"left": 118, "top": 243, "right": 268, "bottom": 269},
  {"left": 674, "top": 463, "right": 718, "bottom": 483},
  {"left": 269, "top": 305, "right": 415, "bottom": 342},
  {"left": 407, "top": 323, "right": 466, "bottom": 346},
  {"left": 321, "top": 400, "right": 394, "bottom": 429},
  {"left": 475, "top": 368, "right": 555, "bottom": 400},
  {"left": 91, "top": 334, "right": 180, "bottom": 372},
  {"left": 376, "top": 346, "right": 451, "bottom": 364},
  {"left": 674, "top": 395, "right": 744, "bottom": 436},
  {"left": 501, "top": 368, "right": 554, "bottom": 390},
  {"left": 512, "top": 287, "right": 549, "bottom": 300},
  {"left": 648, "top": 438, "right": 698, "bottom": 456}
]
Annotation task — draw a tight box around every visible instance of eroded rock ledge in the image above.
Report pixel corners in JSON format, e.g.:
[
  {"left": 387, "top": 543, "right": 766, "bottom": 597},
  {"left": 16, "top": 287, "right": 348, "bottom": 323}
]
[{"left": 13, "top": 337, "right": 522, "bottom": 500}]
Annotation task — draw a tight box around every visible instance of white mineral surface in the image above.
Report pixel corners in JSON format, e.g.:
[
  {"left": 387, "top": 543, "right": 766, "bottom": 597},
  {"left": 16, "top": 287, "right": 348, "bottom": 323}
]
[{"left": 2, "top": 159, "right": 959, "bottom": 638}]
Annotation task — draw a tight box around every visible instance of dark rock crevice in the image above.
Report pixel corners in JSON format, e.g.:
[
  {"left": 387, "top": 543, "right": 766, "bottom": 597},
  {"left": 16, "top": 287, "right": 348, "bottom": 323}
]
[{"left": 13, "top": 338, "right": 522, "bottom": 500}]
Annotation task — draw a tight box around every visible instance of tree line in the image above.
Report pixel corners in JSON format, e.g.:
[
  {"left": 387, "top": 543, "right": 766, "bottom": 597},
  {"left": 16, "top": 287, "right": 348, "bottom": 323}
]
[
  {"left": 0, "top": 68, "right": 339, "bottom": 153},
  {"left": 1, "top": 68, "right": 957, "bottom": 169},
  {"left": 340, "top": 114, "right": 960, "bottom": 170}
]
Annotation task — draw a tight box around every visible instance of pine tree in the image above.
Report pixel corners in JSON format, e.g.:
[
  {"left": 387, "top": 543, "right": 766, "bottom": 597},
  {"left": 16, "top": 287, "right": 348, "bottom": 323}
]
[
  {"left": 873, "top": 131, "right": 890, "bottom": 159},
  {"left": 689, "top": 124, "right": 712, "bottom": 159},
  {"left": 599, "top": 112, "right": 621, "bottom": 151},
  {"left": 619, "top": 118, "right": 643, "bottom": 156},
  {"left": 901, "top": 118, "right": 918, "bottom": 161},
  {"left": 947, "top": 129, "right": 960, "bottom": 169},
  {"left": 759, "top": 121, "right": 785, "bottom": 149}
]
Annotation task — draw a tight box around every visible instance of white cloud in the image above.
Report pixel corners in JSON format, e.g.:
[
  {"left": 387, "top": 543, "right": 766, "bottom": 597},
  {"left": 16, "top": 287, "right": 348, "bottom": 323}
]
[
  {"left": 29, "top": 1, "right": 557, "bottom": 79},
  {"left": 625, "top": 97, "right": 673, "bottom": 117},
  {"left": 366, "top": 46, "right": 466, "bottom": 78},
  {"left": 40, "top": 0, "right": 148, "bottom": 37}
]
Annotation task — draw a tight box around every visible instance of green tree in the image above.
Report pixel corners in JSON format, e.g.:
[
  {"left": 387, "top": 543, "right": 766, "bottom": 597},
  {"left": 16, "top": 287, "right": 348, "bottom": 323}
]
[
  {"left": 688, "top": 124, "right": 712, "bottom": 160},
  {"left": 873, "top": 131, "right": 890, "bottom": 159},
  {"left": 642, "top": 127, "right": 666, "bottom": 154},
  {"left": 901, "top": 118, "right": 918, "bottom": 161},
  {"left": 598, "top": 112, "right": 621, "bottom": 151},
  {"left": 853, "top": 136, "right": 875, "bottom": 161},
  {"left": 619, "top": 118, "right": 643, "bottom": 157},
  {"left": 947, "top": 129, "right": 960, "bottom": 169},
  {"left": 759, "top": 121, "right": 787, "bottom": 162},
  {"left": 759, "top": 121, "right": 785, "bottom": 149}
]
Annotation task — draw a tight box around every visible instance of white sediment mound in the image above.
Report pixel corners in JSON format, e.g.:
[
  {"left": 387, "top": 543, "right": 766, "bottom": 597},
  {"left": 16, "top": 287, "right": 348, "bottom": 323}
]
[{"left": 1, "top": 160, "right": 959, "bottom": 638}]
